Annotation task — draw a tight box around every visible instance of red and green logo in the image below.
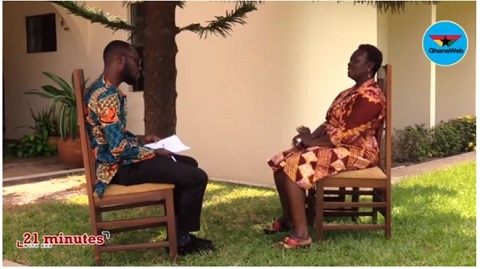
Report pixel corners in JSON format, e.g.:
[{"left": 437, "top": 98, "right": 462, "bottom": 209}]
[{"left": 429, "top": 35, "right": 462, "bottom": 47}]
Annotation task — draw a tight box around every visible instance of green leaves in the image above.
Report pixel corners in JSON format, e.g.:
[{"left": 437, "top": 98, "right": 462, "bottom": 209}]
[
  {"left": 350, "top": 1, "right": 438, "bottom": 14},
  {"left": 179, "top": 2, "right": 260, "bottom": 38},
  {"left": 51, "top": 1, "right": 135, "bottom": 32},
  {"left": 24, "top": 72, "right": 81, "bottom": 142},
  {"left": 7, "top": 131, "right": 54, "bottom": 158}
]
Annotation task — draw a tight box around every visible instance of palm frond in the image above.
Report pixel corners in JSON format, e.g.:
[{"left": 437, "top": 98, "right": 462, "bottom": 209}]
[
  {"left": 52, "top": 1, "right": 135, "bottom": 32},
  {"left": 179, "top": 2, "right": 261, "bottom": 38},
  {"left": 351, "top": 1, "right": 438, "bottom": 14},
  {"left": 123, "top": 1, "right": 184, "bottom": 8},
  {"left": 122, "top": 1, "right": 145, "bottom": 7},
  {"left": 178, "top": 1, "right": 186, "bottom": 8}
]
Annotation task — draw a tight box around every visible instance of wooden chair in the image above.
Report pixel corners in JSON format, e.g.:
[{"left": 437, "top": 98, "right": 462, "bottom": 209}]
[
  {"left": 73, "top": 69, "right": 178, "bottom": 265},
  {"left": 306, "top": 64, "right": 392, "bottom": 241}
]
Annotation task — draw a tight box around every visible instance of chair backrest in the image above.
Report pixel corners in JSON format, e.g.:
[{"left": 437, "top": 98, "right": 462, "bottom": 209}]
[
  {"left": 73, "top": 69, "right": 97, "bottom": 196},
  {"left": 376, "top": 64, "right": 392, "bottom": 178}
]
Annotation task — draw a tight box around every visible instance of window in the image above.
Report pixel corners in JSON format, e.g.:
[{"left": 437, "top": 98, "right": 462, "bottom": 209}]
[
  {"left": 26, "top": 13, "right": 57, "bottom": 53},
  {"left": 131, "top": 3, "right": 145, "bottom": 91}
]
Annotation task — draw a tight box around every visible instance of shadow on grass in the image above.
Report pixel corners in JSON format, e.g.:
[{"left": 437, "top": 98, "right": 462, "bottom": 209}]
[{"left": 2, "top": 180, "right": 476, "bottom": 266}]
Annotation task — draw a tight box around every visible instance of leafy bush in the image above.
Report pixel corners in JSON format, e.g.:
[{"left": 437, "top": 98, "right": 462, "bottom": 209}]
[
  {"left": 392, "top": 124, "right": 433, "bottom": 163},
  {"left": 29, "top": 107, "right": 60, "bottom": 137},
  {"left": 7, "top": 123, "right": 55, "bottom": 158},
  {"left": 392, "top": 115, "right": 476, "bottom": 163},
  {"left": 449, "top": 115, "right": 476, "bottom": 152},
  {"left": 7, "top": 107, "right": 59, "bottom": 158},
  {"left": 431, "top": 122, "right": 463, "bottom": 157}
]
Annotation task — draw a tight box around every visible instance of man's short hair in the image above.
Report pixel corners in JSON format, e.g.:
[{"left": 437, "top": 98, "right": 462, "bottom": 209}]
[{"left": 103, "top": 40, "right": 132, "bottom": 63}]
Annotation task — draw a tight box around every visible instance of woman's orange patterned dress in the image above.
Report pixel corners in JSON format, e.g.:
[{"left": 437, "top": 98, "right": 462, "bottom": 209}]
[{"left": 268, "top": 78, "right": 386, "bottom": 190}]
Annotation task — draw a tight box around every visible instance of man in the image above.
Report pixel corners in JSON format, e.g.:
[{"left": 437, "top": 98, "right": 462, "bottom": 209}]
[{"left": 84, "top": 40, "right": 215, "bottom": 255}]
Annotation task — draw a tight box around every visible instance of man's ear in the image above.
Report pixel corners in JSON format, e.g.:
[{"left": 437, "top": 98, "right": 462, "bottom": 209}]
[{"left": 114, "top": 55, "right": 124, "bottom": 65}]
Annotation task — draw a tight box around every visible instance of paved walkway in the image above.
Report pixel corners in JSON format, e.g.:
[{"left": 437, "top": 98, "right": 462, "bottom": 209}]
[{"left": 2, "top": 151, "right": 476, "bottom": 266}]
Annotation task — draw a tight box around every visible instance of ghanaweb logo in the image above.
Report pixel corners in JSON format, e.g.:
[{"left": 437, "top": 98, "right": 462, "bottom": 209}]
[{"left": 422, "top": 21, "right": 468, "bottom": 66}]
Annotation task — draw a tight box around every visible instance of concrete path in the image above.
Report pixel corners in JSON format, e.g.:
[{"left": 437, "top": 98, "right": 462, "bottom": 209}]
[
  {"left": 391, "top": 151, "right": 475, "bottom": 184},
  {"left": 3, "top": 260, "right": 24, "bottom": 266}
]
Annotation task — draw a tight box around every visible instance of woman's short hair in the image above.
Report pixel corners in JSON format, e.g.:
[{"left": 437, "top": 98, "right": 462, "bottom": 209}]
[{"left": 358, "top": 44, "right": 383, "bottom": 75}]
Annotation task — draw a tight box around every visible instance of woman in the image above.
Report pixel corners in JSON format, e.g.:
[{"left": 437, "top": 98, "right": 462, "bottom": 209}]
[{"left": 266, "top": 44, "right": 386, "bottom": 249}]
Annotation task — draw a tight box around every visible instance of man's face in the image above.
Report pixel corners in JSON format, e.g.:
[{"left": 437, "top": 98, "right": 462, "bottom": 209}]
[{"left": 121, "top": 48, "right": 142, "bottom": 86}]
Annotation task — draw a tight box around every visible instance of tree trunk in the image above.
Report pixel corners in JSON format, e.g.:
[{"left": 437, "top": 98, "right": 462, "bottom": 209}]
[{"left": 143, "top": 1, "right": 178, "bottom": 137}]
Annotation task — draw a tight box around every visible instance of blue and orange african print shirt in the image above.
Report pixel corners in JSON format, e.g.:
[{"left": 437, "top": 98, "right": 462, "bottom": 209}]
[{"left": 84, "top": 75, "right": 155, "bottom": 197}]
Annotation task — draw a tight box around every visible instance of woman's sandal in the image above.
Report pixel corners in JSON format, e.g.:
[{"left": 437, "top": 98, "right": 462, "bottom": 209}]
[
  {"left": 263, "top": 219, "right": 292, "bottom": 234},
  {"left": 275, "top": 236, "right": 312, "bottom": 249}
]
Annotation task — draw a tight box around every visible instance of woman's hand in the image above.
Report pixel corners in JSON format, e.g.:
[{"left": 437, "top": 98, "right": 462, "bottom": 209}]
[
  {"left": 292, "top": 134, "right": 303, "bottom": 148},
  {"left": 300, "top": 133, "right": 333, "bottom": 148},
  {"left": 296, "top": 126, "right": 311, "bottom": 135},
  {"left": 298, "top": 133, "right": 313, "bottom": 147}
]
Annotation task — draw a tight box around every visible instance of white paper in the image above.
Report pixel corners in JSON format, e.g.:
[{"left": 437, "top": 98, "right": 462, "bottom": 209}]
[{"left": 144, "top": 135, "right": 191, "bottom": 153}]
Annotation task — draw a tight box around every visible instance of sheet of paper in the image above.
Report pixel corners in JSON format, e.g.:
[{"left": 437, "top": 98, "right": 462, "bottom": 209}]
[{"left": 144, "top": 135, "right": 191, "bottom": 153}]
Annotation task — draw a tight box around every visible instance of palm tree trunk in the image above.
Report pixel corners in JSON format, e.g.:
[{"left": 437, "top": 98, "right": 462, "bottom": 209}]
[{"left": 143, "top": 1, "right": 178, "bottom": 137}]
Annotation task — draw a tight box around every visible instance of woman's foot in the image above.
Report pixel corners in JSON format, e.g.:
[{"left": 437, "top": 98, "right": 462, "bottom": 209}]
[
  {"left": 274, "top": 236, "right": 312, "bottom": 249},
  {"left": 263, "top": 218, "right": 293, "bottom": 234}
]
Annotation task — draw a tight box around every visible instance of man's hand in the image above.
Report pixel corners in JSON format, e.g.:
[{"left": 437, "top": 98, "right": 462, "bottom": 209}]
[
  {"left": 154, "top": 148, "right": 173, "bottom": 158},
  {"left": 296, "top": 126, "right": 311, "bottom": 135},
  {"left": 142, "top": 135, "right": 161, "bottom": 144}
]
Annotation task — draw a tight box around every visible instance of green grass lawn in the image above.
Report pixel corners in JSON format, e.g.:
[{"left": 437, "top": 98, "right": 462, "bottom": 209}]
[{"left": 2, "top": 161, "right": 476, "bottom": 266}]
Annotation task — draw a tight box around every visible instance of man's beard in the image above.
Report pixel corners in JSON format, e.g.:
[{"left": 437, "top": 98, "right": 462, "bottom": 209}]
[{"left": 121, "top": 65, "right": 137, "bottom": 86}]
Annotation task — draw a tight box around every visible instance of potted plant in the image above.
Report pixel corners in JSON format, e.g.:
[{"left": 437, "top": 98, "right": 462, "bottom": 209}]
[
  {"left": 25, "top": 72, "right": 84, "bottom": 169},
  {"left": 7, "top": 121, "right": 55, "bottom": 158},
  {"left": 27, "top": 106, "right": 60, "bottom": 151}
]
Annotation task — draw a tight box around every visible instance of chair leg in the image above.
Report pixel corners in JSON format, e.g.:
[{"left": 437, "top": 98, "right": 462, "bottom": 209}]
[
  {"left": 385, "top": 190, "right": 392, "bottom": 239},
  {"left": 315, "top": 182, "right": 325, "bottom": 241},
  {"left": 91, "top": 211, "right": 102, "bottom": 265},
  {"left": 165, "top": 190, "right": 178, "bottom": 261},
  {"left": 351, "top": 187, "right": 360, "bottom": 222},
  {"left": 306, "top": 189, "right": 315, "bottom": 226},
  {"left": 93, "top": 246, "right": 102, "bottom": 266},
  {"left": 372, "top": 188, "right": 379, "bottom": 224}
]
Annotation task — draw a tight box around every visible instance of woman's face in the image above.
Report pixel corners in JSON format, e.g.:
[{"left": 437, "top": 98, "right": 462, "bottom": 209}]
[{"left": 347, "top": 49, "right": 373, "bottom": 81}]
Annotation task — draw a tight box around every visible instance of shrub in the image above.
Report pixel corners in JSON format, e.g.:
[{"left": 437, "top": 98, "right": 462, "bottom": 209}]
[
  {"left": 392, "top": 124, "right": 433, "bottom": 163},
  {"left": 430, "top": 122, "right": 463, "bottom": 157},
  {"left": 392, "top": 115, "right": 476, "bottom": 163},
  {"left": 7, "top": 123, "right": 55, "bottom": 158},
  {"left": 449, "top": 115, "right": 476, "bottom": 152}
]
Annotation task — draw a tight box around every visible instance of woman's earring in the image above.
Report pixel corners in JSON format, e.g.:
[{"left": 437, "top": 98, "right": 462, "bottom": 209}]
[{"left": 367, "top": 69, "right": 372, "bottom": 79}]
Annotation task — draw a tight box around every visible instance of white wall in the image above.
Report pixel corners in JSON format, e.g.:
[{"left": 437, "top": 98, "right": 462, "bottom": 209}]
[
  {"left": 2, "top": 1, "right": 130, "bottom": 139},
  {"left": 3, "top": 1, "right": 86, "bottom": 138},
  {"left": 386, "top": 1, "right": 476, "bottom": 129},
  {"left": 387, "top": 4, "right": 434, "bottom": 129},
  {"left": 377, "top": 12, "right": 389, "bottom": 64},
  {"left": 174, "top": 2, "right": 378, "bottom": 185},
  {"left": 435, "top": 1, "right": 476, "bottom": 123},
  {"left": 3, "top": 1, "right": 378, "bottom": 186}
]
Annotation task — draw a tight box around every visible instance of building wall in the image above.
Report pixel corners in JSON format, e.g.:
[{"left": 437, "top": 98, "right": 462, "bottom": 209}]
[
  {"left": 3, "top": 1, "right": 378, "bottom": 186},
  {"left": 385, "top": 1, "right": 476, "bottom": 129},
  {"left": 435, "top": 1, "right": 476, "bottom": 123},
  {"left": 377, "top": 12, "right": 389, "bottom": 64},
  {"left": 3, "top": 1, "right": 130, "bottom": 139},
  {"left": 174, "top": 2, "right": 378, "bottom": 185},
  {"left": 387, "top": 4, "right": 434, "bottom": 129},
  {"left": 3, "top": 1, "right": 87, "bottom": 139}
]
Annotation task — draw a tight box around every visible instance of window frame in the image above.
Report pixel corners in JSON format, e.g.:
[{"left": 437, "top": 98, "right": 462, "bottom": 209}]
[{"left": 26, "top": 13, "right": 57, "bottom": 53}]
